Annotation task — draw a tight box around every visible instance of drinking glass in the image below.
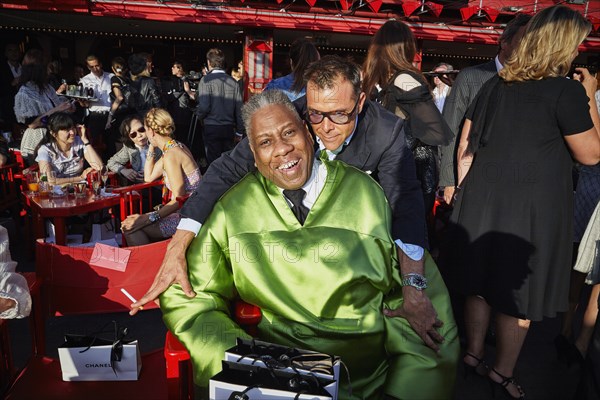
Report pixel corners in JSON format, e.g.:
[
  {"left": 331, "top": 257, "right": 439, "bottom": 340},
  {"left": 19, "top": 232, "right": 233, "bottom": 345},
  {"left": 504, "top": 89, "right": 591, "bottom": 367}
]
[
  {"left": 101, "top": 166, "right": 109, "bottom": 188},
  {"left": 74, "top": 182, "right": 87, "bottom": 198},
  {"left": 92, "top": 179, "right": 101, "bottom": 197},
  {"left": 25, "top": 171, "right": 39, "bottom": 195}
]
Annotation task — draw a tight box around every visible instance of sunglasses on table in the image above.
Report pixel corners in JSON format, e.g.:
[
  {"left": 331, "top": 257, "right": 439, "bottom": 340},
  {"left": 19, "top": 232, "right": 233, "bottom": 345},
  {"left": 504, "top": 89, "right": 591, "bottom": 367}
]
[
  {"left": 129, "top": 126, "right": 146, "bottom": 139},
  {"left": 305, "top": 97, "right": 360, "bottom": 125}
]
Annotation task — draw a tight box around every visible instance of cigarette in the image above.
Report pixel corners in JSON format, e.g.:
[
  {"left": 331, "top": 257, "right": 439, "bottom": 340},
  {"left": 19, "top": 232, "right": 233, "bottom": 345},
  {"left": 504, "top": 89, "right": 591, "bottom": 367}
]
[{"left": 121, "top": 288, "right": 144, "bottom": 310}]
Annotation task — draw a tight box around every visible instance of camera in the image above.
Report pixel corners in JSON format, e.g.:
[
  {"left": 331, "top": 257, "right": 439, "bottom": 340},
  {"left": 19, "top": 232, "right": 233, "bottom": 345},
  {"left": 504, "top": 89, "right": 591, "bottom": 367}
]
[{"left": 182, "top": 71, "right": 202, "bottom": 90}]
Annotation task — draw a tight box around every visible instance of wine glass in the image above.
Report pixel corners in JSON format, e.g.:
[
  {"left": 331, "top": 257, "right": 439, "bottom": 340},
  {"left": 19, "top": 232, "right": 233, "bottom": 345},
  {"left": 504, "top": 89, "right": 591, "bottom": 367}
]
[
  {"left": 89, "top": 171, "right": 100, "bottom": 197},
  {"left": 101, "top": 166, "right": 109, "bottom": 188},
  {"left": 74, "top": 182, "right": 87, "bottom": 198}
]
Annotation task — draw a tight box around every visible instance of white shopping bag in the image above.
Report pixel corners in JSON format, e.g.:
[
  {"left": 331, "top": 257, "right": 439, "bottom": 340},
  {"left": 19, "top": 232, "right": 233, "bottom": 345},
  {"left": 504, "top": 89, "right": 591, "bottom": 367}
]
[
  {"left": 58, "top": 335, "right": 141, "bottom": 381},
  {"left": 210, "top": 361, "right": 334, "bottom": 400},
  {"left": 224, "top": 338, "right": 340, "bottom": 399}
]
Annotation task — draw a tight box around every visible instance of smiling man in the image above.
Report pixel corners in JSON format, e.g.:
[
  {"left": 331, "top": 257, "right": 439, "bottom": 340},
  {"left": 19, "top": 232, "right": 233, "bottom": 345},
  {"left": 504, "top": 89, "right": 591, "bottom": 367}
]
[
  {"left": 160, "top": 90, "right": 458, "bottom": 399},
  {"left": 135, "top": 56, "right": 449, "bottom": 357}
]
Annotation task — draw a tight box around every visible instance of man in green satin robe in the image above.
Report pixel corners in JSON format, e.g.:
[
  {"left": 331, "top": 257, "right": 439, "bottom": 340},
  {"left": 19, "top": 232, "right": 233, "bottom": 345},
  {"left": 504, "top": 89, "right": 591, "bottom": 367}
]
[{"left": 160, "top": 90, "right": 458, "bottom": 399}]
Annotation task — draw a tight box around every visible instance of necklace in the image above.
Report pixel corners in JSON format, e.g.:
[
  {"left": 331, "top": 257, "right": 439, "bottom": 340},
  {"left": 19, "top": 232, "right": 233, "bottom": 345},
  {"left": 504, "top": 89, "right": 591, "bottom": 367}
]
[{"left": 162, "top": 139, "right": 179, "bottom": 153}]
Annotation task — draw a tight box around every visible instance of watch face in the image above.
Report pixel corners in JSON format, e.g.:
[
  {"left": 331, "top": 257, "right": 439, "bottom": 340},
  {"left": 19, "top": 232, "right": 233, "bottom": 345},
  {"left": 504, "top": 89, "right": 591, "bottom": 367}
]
[
  {"left": 404, "top": 274, "right": 427, "bottom": 289},
  {"left": 413, "top": 275, "right": 426, "bottom": 287}
]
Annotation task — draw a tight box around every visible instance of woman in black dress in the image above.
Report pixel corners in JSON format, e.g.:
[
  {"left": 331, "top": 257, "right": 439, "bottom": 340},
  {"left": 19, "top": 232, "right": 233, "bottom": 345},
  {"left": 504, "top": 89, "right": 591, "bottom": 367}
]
[{"left": 447, "top": 6, "right": 599, "bottom": 398}]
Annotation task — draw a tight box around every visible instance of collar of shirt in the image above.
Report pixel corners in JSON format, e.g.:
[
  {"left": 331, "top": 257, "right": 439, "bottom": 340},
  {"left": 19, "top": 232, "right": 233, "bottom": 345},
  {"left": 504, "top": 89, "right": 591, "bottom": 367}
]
[
  {"left": 209, "top": 69, "right": 226, "bottom": 74},
  {"left": 494, "top": 55, "right": 503, "bottom": 72},
  {"left": 138, "top": 145, "right": 148, "bottom": 172},
  {"left": 433, "top": 85, "right": 449, "bottom": 98},
  {"left": 8, "top": 62, "right": 21, "bottom": 78},
  {"left": 278, "top": 159, "right": 326, "bottom": 211},
  {"left": 315, "top": 115, "right": 358, "bottom": 161}
]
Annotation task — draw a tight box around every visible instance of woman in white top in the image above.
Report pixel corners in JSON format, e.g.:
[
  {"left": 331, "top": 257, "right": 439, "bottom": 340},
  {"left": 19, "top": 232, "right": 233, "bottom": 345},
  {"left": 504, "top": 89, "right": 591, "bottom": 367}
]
[
  {"left": 14, "top": 49, "right": 73, "bottom": 165},
  {"left": 35, "top": 112, "right": 103, "bottom": 185}
]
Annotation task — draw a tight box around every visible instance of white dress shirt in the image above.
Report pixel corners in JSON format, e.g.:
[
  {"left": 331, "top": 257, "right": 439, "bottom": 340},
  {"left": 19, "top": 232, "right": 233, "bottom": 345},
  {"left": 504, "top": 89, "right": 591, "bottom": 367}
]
[{"left": 80, "top": 71, "right": 113, "bottom": 111}]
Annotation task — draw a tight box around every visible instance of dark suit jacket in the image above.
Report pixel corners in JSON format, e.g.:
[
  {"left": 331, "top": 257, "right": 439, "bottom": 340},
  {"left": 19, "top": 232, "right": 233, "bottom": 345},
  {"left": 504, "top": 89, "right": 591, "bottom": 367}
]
[
  {"left": 181, "top": 99, "right": 426, "bottom": 248},
  {"left": 439, "top": 60, "right": 498, "bottom": 187}
]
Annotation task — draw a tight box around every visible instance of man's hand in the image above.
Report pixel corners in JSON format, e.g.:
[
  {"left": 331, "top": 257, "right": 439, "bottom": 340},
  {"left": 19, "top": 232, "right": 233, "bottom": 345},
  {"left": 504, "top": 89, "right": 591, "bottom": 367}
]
[
  {"left": 384, "top": 288, "right": 444, "bottom": 352},
  {"left": 384, "top": 249, "right": 445, "bottom": 352},
  {"left": 129, "top": 229, "right": 196, "bottom": 315}
]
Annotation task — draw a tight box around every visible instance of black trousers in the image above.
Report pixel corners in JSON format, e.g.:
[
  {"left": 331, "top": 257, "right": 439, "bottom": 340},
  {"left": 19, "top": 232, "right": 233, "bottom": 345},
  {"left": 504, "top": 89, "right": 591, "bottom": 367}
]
[{"left": 202, "top": 124, "right": 235, "bottom": 165}]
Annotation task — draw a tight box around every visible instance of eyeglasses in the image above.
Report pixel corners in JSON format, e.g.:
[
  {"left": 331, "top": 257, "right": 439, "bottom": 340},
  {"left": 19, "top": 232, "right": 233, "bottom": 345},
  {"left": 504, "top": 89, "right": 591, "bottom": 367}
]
[
  {"left": 129, "top": 127, "right": 146, "bottom": 139},
  {"left": 306, "top": 97, "right": 360, "bottom": 125}
]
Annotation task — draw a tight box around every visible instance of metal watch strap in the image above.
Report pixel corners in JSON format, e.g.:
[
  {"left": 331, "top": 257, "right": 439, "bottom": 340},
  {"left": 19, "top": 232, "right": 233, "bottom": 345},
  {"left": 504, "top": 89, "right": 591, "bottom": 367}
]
[{"left": 401, "top": 273, "right": 428, "bottom": 290}]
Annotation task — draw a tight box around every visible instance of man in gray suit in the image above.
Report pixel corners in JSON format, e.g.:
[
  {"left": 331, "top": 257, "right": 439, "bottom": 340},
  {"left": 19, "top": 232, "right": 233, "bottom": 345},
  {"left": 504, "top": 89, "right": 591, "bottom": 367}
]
[{"left": 439, "top": 14, "right": 531, "bottom": 204}]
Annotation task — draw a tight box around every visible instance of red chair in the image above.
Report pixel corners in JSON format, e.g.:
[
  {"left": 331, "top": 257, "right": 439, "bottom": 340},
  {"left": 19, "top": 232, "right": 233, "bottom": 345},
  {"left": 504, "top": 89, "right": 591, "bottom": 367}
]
[
  {"left": 0, "top": 163, "right": 21, "bottom": 221},
  {"left": 164, "top": 301, "right": 262, "bottom": 400},
  {"left": 113, "top": 180, "right": 167, "bottom": 222},
  {"left": 3, "top": 239, "right": 171, "bottom": 400},
  {"left": 112, "top": 180, "right": 168, "bottom": 246}
]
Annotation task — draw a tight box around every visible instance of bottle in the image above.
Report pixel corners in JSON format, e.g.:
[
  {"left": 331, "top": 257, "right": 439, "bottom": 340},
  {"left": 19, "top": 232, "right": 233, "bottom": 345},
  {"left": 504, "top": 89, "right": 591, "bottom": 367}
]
[{"left": 87, "top": 87, "right": 94, "bottom": 98}]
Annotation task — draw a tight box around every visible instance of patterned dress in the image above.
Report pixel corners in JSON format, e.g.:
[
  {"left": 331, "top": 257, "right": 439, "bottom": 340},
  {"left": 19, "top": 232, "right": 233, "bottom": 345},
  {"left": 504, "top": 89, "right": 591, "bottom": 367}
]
[{"left": 157, "top": 140, "right": 201, "bottom": 237}]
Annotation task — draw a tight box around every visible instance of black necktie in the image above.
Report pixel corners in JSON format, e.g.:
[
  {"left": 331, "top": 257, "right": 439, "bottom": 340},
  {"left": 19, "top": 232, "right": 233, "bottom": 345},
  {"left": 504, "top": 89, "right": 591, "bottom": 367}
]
[{"left": 283, "top": 189, "right": 309, "bottom": 225}]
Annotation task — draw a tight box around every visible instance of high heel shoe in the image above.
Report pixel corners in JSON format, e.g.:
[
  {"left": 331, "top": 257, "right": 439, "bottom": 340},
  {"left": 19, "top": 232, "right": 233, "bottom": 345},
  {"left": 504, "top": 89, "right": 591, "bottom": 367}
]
[
  {"left": 463, "top": 352, "right": 488, "bottom": 379},
  {"left": 488, "top": 368, "right": 525, "bottom": 399}
]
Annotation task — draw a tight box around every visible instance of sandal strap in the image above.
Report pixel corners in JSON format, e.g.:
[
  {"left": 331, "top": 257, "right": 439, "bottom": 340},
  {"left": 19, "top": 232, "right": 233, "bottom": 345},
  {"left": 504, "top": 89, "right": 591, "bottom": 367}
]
[
  {"left": 465, "top": 352, "right": 487, "bottom": 368},
  {"left": 492, "top": 368, "right": 524, "bottom": 393}
]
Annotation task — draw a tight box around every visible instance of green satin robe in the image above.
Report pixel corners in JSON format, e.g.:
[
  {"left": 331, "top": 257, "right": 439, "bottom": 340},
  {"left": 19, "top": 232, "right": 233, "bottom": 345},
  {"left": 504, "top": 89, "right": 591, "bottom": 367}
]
[{"left": 160, "top": 160, "right": 458, "bottom": 399}]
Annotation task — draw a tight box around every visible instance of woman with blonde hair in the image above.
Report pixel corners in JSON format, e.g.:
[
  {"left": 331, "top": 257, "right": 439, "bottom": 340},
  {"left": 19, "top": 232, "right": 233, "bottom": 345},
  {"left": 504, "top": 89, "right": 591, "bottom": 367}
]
[
  {"left": 444, "top": 6, "right": 599, "bottom": 398},
  {"left": 362, "top": 20, "right": 452, "bottom": 218},
  {"left": 120, "top": 108, "right": 200, "bottom": 246}
]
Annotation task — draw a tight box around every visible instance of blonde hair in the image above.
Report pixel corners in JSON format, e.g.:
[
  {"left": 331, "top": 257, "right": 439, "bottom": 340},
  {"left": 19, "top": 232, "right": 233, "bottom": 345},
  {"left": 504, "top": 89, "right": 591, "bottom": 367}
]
[
  {"left": 500, "top": 6, "right": 591, "bottom": 82},
  {"left": 144, "top": 108, "right": 175, "bottom": 138}
]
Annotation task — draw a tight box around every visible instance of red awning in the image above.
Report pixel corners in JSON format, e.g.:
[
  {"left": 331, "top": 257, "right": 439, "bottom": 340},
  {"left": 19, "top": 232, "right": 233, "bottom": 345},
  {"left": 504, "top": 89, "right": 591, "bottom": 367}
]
[{"left": 0, "top": 0, "right": 598, "bottom": 51}]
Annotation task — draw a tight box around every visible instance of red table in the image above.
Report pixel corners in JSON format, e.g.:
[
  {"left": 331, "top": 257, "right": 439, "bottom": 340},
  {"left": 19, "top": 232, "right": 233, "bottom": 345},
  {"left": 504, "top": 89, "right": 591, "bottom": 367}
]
[{"left": 22, "top": 191, "right": 121, "bottom": 245}]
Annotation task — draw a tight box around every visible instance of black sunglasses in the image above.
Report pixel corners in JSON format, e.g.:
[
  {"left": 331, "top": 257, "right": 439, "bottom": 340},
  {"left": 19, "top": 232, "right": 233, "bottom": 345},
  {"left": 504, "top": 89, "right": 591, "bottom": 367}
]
[
  {"left": 129, "top": 126, "right": 146, "bottom": 139},
  {"left": 306, "top": 97, "right": 360, "bottom": 125}
]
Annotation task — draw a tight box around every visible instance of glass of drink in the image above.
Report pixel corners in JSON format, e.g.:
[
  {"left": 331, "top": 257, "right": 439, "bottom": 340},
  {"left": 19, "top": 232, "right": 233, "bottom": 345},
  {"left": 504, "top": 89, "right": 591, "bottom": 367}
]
[
  {"left": 25, "top": 171, "right": 39, "bottom": 195},
  {"left": 101, "top": 166, "right": 109, "bottom": 188},
  {"left": 92, "top": 172, "right": 101, "bottom": 197},
  {"left": 74, "top": 182, "right": 87, "bottom": 198}
]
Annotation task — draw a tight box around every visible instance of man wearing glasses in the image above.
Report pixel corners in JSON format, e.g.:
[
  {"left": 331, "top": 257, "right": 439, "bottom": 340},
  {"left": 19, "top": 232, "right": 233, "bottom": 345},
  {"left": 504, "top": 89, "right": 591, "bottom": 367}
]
[
  {"left": 133, "top": 56, "right": 447, "bottom": 353},
  {"left": 161, "top": 89, "right": 458, "bottom": 399}
]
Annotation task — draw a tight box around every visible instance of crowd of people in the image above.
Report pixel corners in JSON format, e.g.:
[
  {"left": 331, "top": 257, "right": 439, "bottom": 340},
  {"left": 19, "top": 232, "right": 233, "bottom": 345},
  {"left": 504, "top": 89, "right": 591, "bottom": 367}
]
[{"left": 1, "top": 5, "right": 600, "bottom": 399}]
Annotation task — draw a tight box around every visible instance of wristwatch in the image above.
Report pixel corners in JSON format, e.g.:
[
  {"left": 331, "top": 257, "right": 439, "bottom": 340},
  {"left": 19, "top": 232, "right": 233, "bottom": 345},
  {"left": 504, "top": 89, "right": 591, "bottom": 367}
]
[
  {"left": 148, "top": 211, "right": 161, "bottom": 223},
  {"left": 401, "top": 273, "right": 428, "bottom": 290}
]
